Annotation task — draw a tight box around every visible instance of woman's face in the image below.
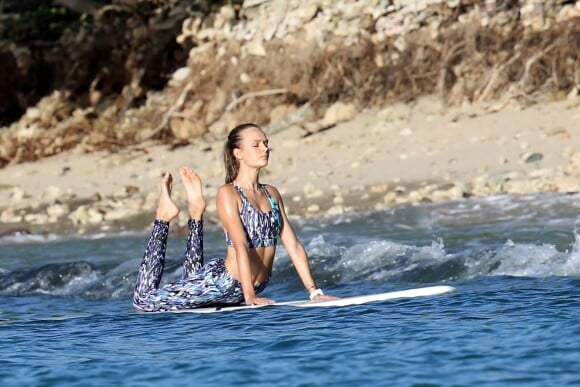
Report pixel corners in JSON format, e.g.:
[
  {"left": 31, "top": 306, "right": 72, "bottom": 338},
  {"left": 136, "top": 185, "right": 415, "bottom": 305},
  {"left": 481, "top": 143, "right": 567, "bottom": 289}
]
[{"left": 235, "top": 126, "right": 270, "bottom": 169}]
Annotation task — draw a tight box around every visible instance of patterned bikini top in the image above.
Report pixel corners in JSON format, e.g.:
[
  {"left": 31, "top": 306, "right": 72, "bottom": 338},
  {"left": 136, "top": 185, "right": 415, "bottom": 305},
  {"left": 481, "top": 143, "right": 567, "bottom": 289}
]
[{"left": 225, "top": 182, "right": 282, "bottom": 248}]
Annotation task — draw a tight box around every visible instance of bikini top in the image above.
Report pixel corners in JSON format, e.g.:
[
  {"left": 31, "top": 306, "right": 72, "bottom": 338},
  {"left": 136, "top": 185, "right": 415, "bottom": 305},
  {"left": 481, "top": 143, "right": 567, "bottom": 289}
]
[{"left": 225, "top": 182, "right": 282, "bottom": 248}]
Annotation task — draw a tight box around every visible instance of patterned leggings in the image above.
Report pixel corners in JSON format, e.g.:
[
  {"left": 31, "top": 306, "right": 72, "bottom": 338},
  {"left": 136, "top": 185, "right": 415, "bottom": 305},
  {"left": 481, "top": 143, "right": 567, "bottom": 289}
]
[{"left": 133, "top": 219, "right": 267, "bottom": 312}]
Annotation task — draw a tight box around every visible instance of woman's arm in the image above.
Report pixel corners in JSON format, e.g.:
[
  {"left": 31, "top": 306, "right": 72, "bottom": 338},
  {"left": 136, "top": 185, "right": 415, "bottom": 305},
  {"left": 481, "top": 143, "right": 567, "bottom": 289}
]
[
  {"left": 267, "top": 185, "right": 335, "bottom": 301},
  {"left": 217, "top": 185, "right": 273, "bottom": 305}
]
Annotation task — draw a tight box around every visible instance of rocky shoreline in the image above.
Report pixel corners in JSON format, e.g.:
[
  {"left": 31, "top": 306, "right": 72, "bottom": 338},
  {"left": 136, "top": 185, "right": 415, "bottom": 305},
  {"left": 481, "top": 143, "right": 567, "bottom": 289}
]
[
  {"left": 1, "top": 97, "right": 579, "bottom": 237},
  {"left": 0, "top": 1, "right": 579, "bottom": 237}
]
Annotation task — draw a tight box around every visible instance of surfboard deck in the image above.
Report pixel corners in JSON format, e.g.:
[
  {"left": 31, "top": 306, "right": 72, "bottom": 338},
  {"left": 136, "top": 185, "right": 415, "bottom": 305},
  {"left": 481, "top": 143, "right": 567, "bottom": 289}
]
[{"left": 170, "top": 285, "right": 456, "bottom": 314}]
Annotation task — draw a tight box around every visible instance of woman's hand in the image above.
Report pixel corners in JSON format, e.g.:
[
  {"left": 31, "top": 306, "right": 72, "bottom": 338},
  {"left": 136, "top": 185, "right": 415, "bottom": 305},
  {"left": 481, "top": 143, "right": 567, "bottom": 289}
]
[{"left": 245, "top": 296, "right": 275, "bottom": 306}]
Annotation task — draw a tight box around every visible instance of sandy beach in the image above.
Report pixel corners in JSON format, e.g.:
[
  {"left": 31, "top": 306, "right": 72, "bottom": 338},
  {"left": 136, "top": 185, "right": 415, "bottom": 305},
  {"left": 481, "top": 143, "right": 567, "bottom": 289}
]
[
  {"left": 1, "top": 1, "right": 579, "bottom": 236},
  {"left": 0, "top": 96, "right": 578, "bottom": 235}
]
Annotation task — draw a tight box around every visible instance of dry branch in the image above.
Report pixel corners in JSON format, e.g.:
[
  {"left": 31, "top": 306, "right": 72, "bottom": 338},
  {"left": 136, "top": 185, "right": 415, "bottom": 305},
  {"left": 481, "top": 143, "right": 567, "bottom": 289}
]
[
  {"left": 520, "top": 41, "right": 558, "bottom": 91},
  {"left": 147, "top": 81, "right": 194, "bottom": 140},
  {"left": 476, "top": 53, "right": 521, "bottom": 102},
  {"left": 437, "top": 42, "right": 465, "bottom": 98},
  {"left": 225, "top": 88, "right": 288, "bottom": 112}
]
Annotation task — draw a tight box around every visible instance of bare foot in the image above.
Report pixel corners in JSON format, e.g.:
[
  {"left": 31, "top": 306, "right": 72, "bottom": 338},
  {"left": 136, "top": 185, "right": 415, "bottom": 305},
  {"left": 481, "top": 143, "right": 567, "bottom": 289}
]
[
  {"left": 156, "top": 173, "right": 180, "bottom": 222},
  {"left": 179, "top": 166, "right": 206, "bottom": 220}
]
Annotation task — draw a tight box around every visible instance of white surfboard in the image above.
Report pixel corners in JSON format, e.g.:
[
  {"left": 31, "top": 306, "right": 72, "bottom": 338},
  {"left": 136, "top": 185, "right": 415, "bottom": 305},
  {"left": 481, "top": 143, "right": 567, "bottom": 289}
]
[{"left": 172, "top": 285, "right": 456, "bottom": 314}]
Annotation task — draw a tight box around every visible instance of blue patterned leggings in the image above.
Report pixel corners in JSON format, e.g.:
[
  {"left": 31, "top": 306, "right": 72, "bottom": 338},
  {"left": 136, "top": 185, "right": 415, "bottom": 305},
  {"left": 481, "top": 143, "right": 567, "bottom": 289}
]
[{"left": 133, "top": 219, "right": 267, "bottom": 312}]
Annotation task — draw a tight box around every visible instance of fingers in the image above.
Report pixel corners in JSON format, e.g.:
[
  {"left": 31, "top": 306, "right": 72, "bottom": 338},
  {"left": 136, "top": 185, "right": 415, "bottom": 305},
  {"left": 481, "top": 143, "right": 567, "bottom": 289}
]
[{"left": 247, "top": 297, "right": 275, "bottom": 306}]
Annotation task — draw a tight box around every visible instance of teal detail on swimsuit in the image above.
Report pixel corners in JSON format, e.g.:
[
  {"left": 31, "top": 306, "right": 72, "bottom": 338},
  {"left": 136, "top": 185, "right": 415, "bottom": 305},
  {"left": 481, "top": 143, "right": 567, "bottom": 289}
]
[{"left": 225, "top": 182, "right": 282, "bottom": 248}]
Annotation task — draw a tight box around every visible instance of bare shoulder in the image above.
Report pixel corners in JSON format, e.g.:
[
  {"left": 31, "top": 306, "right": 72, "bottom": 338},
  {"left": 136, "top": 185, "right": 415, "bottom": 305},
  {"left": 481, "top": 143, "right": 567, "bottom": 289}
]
[
  {"left": 218, "top": 183, "right": 236, "bottom": 196},
  {"left": 217, "top": 184, "right": 242, "bottom": 218},
  {"left": 217, "top": 184, "right": 240, "bottom": 204}
]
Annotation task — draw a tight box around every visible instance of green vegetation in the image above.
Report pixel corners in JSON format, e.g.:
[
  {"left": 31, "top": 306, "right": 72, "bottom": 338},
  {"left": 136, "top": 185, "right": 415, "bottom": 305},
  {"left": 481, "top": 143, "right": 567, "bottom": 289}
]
[{"left": 1, "top": 5, "right": 76, "bottom": 42}]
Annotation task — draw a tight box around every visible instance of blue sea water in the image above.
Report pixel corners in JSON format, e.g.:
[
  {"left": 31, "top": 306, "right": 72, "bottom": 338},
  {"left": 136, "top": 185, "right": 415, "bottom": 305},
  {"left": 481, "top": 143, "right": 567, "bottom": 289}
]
[{"left": 1, "top": 193, "right": 579, "bottom": 386}]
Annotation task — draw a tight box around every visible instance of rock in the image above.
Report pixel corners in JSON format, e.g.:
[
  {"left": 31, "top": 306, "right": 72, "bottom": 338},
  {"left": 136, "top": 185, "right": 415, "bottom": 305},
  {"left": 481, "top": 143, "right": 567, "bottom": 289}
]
[
  {"left": 552, "top": 176, "right": 580, "bottom": 193},
  {"left": 214, "top": 5, "right": 236, "bottom": 29},
  {"left": 1, "top": 208, "right": 22, "bottom": 223},
  {"left": 104, "top": 207, "right": 133, "bottom": 222},
  {"left": 46, "top": 203, "right": 70, "bottom": 219},
  {"left": 383, "top": 191, "right": 398, "bottom": 204},
  {"left": 567, "top": 85, "right": 579, "bottom": 100},
  {"left": 500, "top": 179, "right": 536, "bottom": 195},
  {"left": 87, "top": 208, "right": 105, "bottom": 224},
  {"left": 171, "top": 67, "right": 191, "bottom": 83},
  {"left": 303, "top": 184, "right": 324, "bottom": 198},
  {"left": 169, "top": 117, "right": 206, "bottom": 141},
  {"left": 321, "top": 102, "right": 358, "bottom": 127},
  {"left": 399, "top": 127, "right": 413, "bottom": 136},
  {"left": 90, "top": 192, "right": 103, "bottom": 202},
  {"left": 407, "top": 189, "right": 424, "bottom": 202},
  {"left": 69, "top": 205, "right": 103, "bottom": 225},
  {"left": 43, "top": 186, "right": 61, "bottom": 200},
  {"left": 558, "top": 4, "right": 580, "bottom": 21},
  {"left": 25, "top": 107, "right": 41, "bottom": 121},
  {"left": 546, "top": 127, "right": 570, "bottom": 140},
  {"left": 326, "top": 205, "right": 345, "bottom": 216},
  {"left": 24, "top": 213, "right": 48, "bottom": 225},
  {"left": 10, "top": 187, "right": 25, "bottom": 202},
  {"left": 528, "top": 168, "right": 552, "bottom": 179},
  {"left": 262, "top": 0, "right": 288, "bottom": 40},
  {"left": 374, "top": 202, "right": 387, "bottom": 211},
  {"left": 375, "top": 15, "right": 404, "bottom": 38},
  {"left": 208, "top": 120, "right": 228, "bottom": 137},
  {"left": 523, "top": 152, "right": 544, "bottom": 164},
  {"left": 370, "top": 184, "right": 389, "bottom": 194},
  {"left": 242, "top": 39, "right": 267, "bottom": 57},
  {"left": 520, "top": 2, "right": 546, "bottom": 30},
  {"left": 69, "top": 205, "right": 89, "bottom": 225},
  {"left": 430, "top": 185, "right": 464, "bottom": 202},
  {"left": 295, "top": 4, "right": 319, "bottom": 23},
  {"left": 238, "top": 73, "right": 250, "bottom": 84},
  {"left": 307, "top": 204, "right": 320, "bottom": 213},
  {"left": 113, "top": 186, "right": 139, "bottom": 198},
  {"left": 126, "top": 185, "right": 140, "bottom": 195}
]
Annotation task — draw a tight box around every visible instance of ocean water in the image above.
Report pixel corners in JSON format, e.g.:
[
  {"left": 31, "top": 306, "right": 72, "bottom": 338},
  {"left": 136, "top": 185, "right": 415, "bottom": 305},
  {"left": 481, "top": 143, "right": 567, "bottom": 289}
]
[{"left": 1, "top": 193, "right": 579, "bottom": 386}]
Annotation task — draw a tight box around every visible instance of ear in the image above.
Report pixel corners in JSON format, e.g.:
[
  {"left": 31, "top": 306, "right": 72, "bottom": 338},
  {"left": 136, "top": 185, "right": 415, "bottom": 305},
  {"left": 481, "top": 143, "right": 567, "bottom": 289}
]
[{"left": 233, "top": 147, "right": 242, "bottom": 160}]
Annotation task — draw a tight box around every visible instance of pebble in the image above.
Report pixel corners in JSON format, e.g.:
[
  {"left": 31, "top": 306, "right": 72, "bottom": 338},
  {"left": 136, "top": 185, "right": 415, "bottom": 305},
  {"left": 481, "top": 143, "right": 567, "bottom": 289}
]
[
  {"left": 326, "top": 205, "right": 344, "bottom": 216},
  {"left": 0, "top": 209, "right": 23, "bottom": 223},
  {"left": 399, "top": 128, "right": 413, "bottom": 136},
  {"left": 46, "top": 203, "right": 69, "bottom": 219},
  {"left": 43, "top": 186, "right": 61, "bottom": 199},
  {"left": 24, "top": 213, "right": 48, "bottom": 225},
  {"left": 11, "top": 187, "right": 25, "bottom": 201},
  {"left": 383, "top": 192, "right": 397, "bottom": 204},
  {"left": 307, "top": 204, "right": 320, "bottom": 213}
]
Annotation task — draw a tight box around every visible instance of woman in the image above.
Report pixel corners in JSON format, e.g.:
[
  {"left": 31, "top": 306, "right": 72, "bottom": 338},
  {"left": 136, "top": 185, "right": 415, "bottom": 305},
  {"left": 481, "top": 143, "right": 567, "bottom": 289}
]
[{"left": 133, "top": 123, "right": 333, "bottom": 312}]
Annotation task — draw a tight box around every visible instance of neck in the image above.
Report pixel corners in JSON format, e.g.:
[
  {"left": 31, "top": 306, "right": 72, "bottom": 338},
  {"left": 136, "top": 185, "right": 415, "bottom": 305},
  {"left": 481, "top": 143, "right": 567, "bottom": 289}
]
[{"left": 234, "top": 169, "right": 260, "bottom": 190}]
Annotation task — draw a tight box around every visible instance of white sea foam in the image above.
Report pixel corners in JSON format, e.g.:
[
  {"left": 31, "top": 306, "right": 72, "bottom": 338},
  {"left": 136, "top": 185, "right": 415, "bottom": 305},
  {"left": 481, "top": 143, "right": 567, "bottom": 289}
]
[{"left": 2, "top": 193, "right": 579, "bottom": 299}]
